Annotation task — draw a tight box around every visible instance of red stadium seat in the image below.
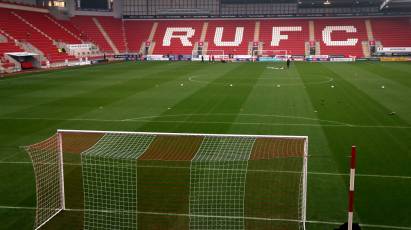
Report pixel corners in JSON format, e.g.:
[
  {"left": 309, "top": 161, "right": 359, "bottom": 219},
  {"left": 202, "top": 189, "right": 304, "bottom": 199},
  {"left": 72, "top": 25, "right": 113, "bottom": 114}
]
[{"left": 314, "top": 19, "right": 368, "bottom": 57}]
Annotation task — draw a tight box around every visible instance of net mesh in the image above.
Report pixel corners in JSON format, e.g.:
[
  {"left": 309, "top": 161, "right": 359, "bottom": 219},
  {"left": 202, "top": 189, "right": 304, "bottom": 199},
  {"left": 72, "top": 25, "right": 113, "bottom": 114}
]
[
  {"left": 81, "top": 133, "right": 155, "bottom": 230},
  {"left": 254, "top": 50, "right": 288, "bottom": 57},
  {"left": 25, "top": 131, "right": 307, "bottom": 230},
  {"left": 189, "top": 136, "right": 255, "bottom": 230},
  {"left": 24, "top": 134, "right": 63, "bottom": 229}
]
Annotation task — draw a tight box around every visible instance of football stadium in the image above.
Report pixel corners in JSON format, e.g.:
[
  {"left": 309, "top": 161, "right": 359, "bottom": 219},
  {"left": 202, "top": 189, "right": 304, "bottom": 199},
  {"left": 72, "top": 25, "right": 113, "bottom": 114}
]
[{"left": 0, "top": 0, "right": 410, "bottom": 230}]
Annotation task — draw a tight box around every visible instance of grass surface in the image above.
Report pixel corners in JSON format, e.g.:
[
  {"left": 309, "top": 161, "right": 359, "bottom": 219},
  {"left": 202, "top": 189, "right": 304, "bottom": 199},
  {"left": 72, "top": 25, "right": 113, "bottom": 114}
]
[{"left": 0, "top": 61, "right": 410, "bottom": 230}]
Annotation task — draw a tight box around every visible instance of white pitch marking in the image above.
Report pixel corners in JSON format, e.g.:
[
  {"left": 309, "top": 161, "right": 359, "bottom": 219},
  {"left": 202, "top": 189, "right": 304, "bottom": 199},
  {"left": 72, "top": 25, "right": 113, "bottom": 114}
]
[
  {"left": 1, "top": 161, "right": 410, "bottom": 180},
  {"left": 0, "top": 114, "right": 409, "bottom": 129},
  {"left": 0, "top": 206, "right": 410, "bottom": 229},
  {"left": 188, "top": 74, "right": 333, "bottom": 86}
]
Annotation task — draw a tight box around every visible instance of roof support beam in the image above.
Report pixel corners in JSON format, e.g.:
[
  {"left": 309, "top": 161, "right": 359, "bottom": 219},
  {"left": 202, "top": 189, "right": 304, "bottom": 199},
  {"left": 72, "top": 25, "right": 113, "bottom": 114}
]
[{"left": 380, "top": 0, "right": 391, "bottom": 10}]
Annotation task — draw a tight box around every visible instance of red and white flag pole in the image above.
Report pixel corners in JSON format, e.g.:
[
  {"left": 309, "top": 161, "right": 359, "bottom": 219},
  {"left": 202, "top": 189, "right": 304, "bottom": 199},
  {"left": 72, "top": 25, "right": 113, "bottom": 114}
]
[{"left": 348, "top": 146, "right": 357, "bottom": 230}]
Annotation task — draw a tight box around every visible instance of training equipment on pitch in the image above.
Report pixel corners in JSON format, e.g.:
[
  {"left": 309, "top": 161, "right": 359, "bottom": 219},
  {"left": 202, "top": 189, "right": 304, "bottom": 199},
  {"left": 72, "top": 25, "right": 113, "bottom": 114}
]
[{"left": 25, "top": 130, "right": 308, "bottom": 230}]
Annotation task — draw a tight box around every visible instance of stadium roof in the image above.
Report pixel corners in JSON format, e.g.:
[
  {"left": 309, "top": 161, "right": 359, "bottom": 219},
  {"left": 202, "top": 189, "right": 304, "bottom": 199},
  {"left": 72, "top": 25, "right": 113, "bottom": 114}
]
[
  {"left": 226, "top": 0, "right": 411, "bottom": 12},
  {"left": 296, "top": 0, "right": 410, "bottom": 8}
]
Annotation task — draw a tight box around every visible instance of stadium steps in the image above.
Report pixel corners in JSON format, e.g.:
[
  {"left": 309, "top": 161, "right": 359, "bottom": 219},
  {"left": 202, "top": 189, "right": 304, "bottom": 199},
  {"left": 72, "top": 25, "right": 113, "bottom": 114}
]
[
  {"left": 11, "top": 11, "right": 53, "bottom": 41},
  {"left": 200, "top": 22, "right": 208, "bottom": 42},
  {"left": 15, "top": 11, "right": 80, "bottom": 44},
  {"left": 123, "top": 20, "right": 153, "bottom": 53},
  {"left": 193, "top": 22, "right": 209, "bottom": 55},
  {"left": 202, "top": 42, "right": 208, "bottom": 54},
  {"left": 304, "top": 42, "right": 310, "bottom": 56},
  {"left": 0, "top": 31, "right": 24, "bottom": 68},
  {"left": 365, "top": 19, "right": 374, "bottom": 41},
  {"left": 0, "top": 33, "right": 6, "bottom": 42},
  {"left": 121, "top": 21, "right": 128, "bottom": 52},
  {"left": 96, "top": 17, "right": 127, "bottom": 53},
  {"left": 309, "top": 20, "right": 315, "bottom": 41},
  {"left": 315, "top": 41, "right": 321, "bottom": 55},
  {"left": 145, "top": 22, "right": 158, "bottom": 54},
  {"left": 148, "top": 22, "right": 158, "bottom": 41},
  {"left": 247, "top": 41, "right": 254, "bottom": 55},
  {"left": 45, "top": 15, "right": 83, "bottom": 43},
  {"left": 148, "top": 41, "right": 155, "bottom": 55},
  {"left": 93, "top": 17, "right": 119, "bottom": 54},
  {"left": 5, "top": 11, "right": 73, "bottom": 63},
  {"left": 362, "top": 41, "right": 371, "bottom": 57},
  {"left": 254, "top": 21, "right": 260, "bottom": 42}
]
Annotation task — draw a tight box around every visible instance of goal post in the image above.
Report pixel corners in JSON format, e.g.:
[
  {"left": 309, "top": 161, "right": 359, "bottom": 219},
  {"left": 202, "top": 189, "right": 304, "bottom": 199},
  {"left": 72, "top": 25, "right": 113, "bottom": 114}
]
[
  {"left": 191, "top": 50, "right": 227, "bottom": 61},
  {"left": 25, "top": 129, "right": 308, "bottom": 230},
  {"left": 252, "top": 50, "right": 288, "bottom": 57},
  {"left": 252, "top": 50, "right": 290, "bottom": 62}
]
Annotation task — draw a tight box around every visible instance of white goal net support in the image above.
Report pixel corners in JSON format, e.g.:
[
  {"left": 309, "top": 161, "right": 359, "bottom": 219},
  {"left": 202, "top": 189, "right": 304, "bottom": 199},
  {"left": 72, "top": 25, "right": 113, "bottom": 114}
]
[
  {"left": 191, "top": 50, "right": 228, "bottom": 61},
  {"left": 25, "top": 130, "right": 308, "bottom": 230}
]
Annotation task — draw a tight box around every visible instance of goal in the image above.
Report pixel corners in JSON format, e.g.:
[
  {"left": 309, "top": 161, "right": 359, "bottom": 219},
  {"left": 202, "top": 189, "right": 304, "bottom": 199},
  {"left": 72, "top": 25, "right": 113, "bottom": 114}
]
[
  {"left": 252, "top": 50, "right": 290, "bottom": 62},
  {"left": 191, "top": 50, "right": 227, "bottom": 61},
  {"left": 25, "top": 130, "right": 308, "bottom": 230}
]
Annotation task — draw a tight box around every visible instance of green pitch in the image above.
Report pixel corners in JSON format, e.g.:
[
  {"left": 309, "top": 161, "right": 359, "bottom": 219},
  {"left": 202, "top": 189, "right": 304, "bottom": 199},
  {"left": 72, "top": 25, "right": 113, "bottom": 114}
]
[{"left": 0, "top": 61, "right": 410, "bottom": 230}]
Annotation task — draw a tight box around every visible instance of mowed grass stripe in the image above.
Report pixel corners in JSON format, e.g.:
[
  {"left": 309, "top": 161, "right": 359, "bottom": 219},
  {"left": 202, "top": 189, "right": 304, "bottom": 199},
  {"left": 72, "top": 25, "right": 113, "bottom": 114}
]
[
  {"left": 0, "top": 62, "right": 170, "bottom": 116},
  {"left": 78, "top": 62, "right": 242, "bottom": 122},
  {"left": 360, "top": 62, "right": 411, "bottom": 88},
  {"left": 0, "top": 62, "right": 165, "bottom": 99},
  {"left": 0, "top": 62, "right": 202, "bottom": 118},
  {"left": 321, "top": 63, "right": 411, "bottom": 171},
  {"left": 298, "top": 62, "right": 410, "bottom": 175},
  {"left": 0, "top": 62, "right": 211, "bottom": 153},
  {"left": 0, "top": 62, "right": 409, "bottom": 230},
  {"left": 139, "top": 63, "right": 266, "bottom": 134},
  {"left": 329, "top": 62, "right": 411, "bottom": 124},
  {"left": 297, "top": 62, "right": 411, "bottom": 226}
]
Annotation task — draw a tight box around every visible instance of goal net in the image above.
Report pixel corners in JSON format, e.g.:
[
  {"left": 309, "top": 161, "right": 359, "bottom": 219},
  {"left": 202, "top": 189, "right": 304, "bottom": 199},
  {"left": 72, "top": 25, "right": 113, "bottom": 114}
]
[
  {"left": 25, "top": 130, "right": 308, "bottom": 230},
  {"left": 253, "top": 50, "right": 290, "bottom": 62},
  {"left": 191, "top": 50, "right": 227, "bottom": 61}
]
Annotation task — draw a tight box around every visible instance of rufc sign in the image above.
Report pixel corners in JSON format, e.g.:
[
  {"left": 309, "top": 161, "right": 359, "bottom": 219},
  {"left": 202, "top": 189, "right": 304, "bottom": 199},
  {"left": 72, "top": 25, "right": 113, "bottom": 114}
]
[{"left": 162, "top": 26, "right": 361, "bottom": 47}]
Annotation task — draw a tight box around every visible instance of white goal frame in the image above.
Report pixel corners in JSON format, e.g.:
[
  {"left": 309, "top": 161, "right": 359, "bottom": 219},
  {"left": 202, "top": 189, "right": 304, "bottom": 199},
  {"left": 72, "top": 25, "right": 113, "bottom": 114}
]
[
  {"left": 27, "top": 129, "right": 308, "bottom": 230},
  {"left": 252, "top": 49, "right": 289, "bottom": 57},
  {"left": 191, "top": 50, "right": 227, "bottom": 60}
]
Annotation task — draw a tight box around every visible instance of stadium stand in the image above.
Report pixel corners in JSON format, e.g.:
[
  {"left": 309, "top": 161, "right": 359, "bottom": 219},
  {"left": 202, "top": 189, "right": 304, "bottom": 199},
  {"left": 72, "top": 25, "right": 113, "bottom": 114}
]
[
  {"left": 96, "top": 16, "right": 127, "bottom": 53},
  {"left": 70, "top": 16, "right": 113, "bottom": 52},
  {"left": 152, "top": 20, "right": 203, "bottom": 55},
  {"left": 0, "top": 8, "right": 74, "bottom": 63},
  {"left": 0, "top": 1, "right": 410, "bottom": 63},
  {"left": 314, "top": 19, "right": 368, "bottom": 57},
  {"left": 14, "top": 10, "right": 81, "bottom": 44},
  {"left": 259, "top": 19, "right": 309, "bottom": 56},
  {"left": 124, "top": 20, "right": 153, "bottom": 53},
  {"left": 371, "top": 17, "right": 411, "bottom": 47},
  {"left": 0, "top": 33, "right": 23, "bottom": 55},
  {"left": 205, "top": 20, "right": 255, "bottom": 55}
]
